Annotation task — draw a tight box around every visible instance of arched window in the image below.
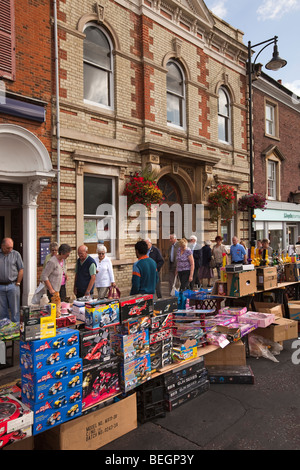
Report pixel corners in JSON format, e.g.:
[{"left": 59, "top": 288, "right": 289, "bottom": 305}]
[
  {"left": 83, "top": 24, "right": 113, "bottom": 108},
  {"left": 166, "top": 60, "right": 185, "bottom": 128},
  {"left": 218, "top": 87, "right": 231, "bottom": 143}
]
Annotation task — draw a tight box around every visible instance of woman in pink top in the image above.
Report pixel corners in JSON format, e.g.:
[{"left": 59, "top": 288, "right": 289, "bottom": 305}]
[{"left": 175, "top": 238, "right": 194, "bottom": 291}]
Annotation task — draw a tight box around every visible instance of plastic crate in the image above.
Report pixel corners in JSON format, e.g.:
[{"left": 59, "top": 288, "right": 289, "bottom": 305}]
[{"left": 189, "top": 297, "right": 223, "bottom": 312}]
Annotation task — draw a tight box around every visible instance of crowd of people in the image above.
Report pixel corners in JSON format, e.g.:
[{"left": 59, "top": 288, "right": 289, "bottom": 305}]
[{"left": 0, "top": 233, "right": 274, "bottom": 324}]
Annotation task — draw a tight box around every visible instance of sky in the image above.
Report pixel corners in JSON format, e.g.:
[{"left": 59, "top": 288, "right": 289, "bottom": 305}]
[{"left": 204, "top": 0, "right": 300, "bottom": 97}]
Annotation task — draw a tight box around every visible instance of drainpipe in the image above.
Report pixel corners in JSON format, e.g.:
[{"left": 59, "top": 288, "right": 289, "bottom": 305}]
[{"left": 53, "top": 0, "right": 60, "bottom": 244}]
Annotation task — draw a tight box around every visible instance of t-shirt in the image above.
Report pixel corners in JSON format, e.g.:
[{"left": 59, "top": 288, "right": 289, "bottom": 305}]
[
  {"left": 130, "top": 255, "right": 158, "bottom": 295},
  {"left": 230, "top": 243, "right": 246, "bottom": 262},
  {"left": 176, "top": 248, "right": 192, "bottom": 271}
]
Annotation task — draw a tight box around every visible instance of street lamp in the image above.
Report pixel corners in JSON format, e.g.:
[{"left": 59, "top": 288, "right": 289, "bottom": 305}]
[{"left": 247, "top": 36, "right": 287, "bottom": 247}]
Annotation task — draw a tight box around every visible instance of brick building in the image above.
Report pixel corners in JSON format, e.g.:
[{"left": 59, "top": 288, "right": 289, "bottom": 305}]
[
  {"left": 53, "top": 0, "right": 249, "bottom": 292},
  {"left": 252, "top": 71, "right": 300, "bottom": 253},
  {"left": 0, "top": 0, "right": 54, "bottom": 304}
]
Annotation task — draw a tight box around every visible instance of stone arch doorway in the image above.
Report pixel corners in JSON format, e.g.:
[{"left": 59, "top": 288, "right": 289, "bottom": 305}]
[
  {"left": 0, "top": 124, "right": 55, "bottom": 304},
  {"left": 157, "top": 174, "right": 184, "bottom": 281}
]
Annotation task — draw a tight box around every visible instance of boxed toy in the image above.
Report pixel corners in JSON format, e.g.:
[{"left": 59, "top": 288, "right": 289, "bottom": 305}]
[
  {"left": 150, "top": 312, "right": 174, "bottom": 332},
  {"left": 20, "top": 328, "right": 80, "bottom": 372},
  {"left": 238, "top": 311, "right": 275, "bottom": 328},
  {"left": 23, "top": 387, "right": 82, "bottom": 435},
  {"left": 120, "top": 315, "right": 151, "bottom": 335},
  {"left": 120, "top": 354, "right": 151, "bottom": 392},
  {"left": 111, "top": 329, "right": 150, "bottom": 362},
  {"left": 163, "top": 357, "right": 205, "bottom": 386},
  {"left": 207, "top": 365, "right": 255, "bottom": 384},
  {"left": 217, "top": 322, "right": 257, "bottom": 342},
  {"left": 82, "top": 358, "right": 120, "bottom": 410},
  {"left": 20, "top": 304, "right": 56, "bottom": 342},
  {"left": 164, "top": 380, "right": 209, "bottom": 411},
  {"left": 80, "top": 328, "right": 111, "bottom": 367},
  {"left": 153, "top": 297, "right": 178, "bottom": 315},
  {"left": 149, "top": 327, "right": 172, "bottom": 345},
  {"left": 219, "top": 306, "right": 247, "bottom": 317},
  {"left": 0, "top": 394, "right": 33, "bottom": 446},
  {"left": 21, "top": 358, "right": 82, "bottom": 403},
  {"left": 164, "top": 369, "right": 208, "bottom": 400},
  {"left": 149, "top": 337, "right": 173, "bottom": 372},
  {"left": 85, "top": 299, "right": 120, "bottom": 330},
  {"left": 119, "top": 295, "right": 153, "bottom": 323},
  {"left": 226, "top": 270, "right": 257, "bottom": 297},
  {"left": 72, "top": 300, "right": 86, "bottom": 322},
  {"left": 171, "top": 346, "right": 198, "bottom": 363}
]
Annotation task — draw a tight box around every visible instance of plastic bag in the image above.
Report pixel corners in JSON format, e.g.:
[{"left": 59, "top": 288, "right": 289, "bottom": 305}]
[
  {"left": 249, "top": 334, "right": 283, "bottom": 362},
  {"left": 31, "top": 282, "right": 46, "bottom": 305},
  {"left": 170, "top": 275, "right": 179, "bottom": 296}
]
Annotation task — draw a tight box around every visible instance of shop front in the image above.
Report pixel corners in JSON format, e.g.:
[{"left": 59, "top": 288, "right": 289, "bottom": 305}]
[{"left": 254, "top": 200, "right": 300, "bottom": 252}]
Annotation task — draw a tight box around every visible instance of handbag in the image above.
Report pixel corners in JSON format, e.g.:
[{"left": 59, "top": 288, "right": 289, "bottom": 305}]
[
  {"left": 170, "top": 275, "right": 179, "bottom": 296},
  {"left": 107, "top": 285, "right": 121, "bottom": 299}
]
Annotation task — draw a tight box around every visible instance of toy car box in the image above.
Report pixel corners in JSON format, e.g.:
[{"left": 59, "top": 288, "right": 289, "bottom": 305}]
[
  {"left": 153, "top": 297, "right": 178, "bottom": 315},
  {"left": 80, "top": 328, "right": 111, "bottom": 367},
  {"left": 164, "top": 379, "right": 210, "bottom": 411},
  {"left": 21, "top": 358, "right": 83, "bottom": 403},
  {"left": 171, "top": 346, "right": 198, "bottom": 363},
  {"left": 20, "top": 328, "right": 80, "bottom": 372},
  {"left": 120, "top": 353, "right": 152, "bottom": 392},
  {"left": 22, "top": 387, "right": 82, "bottom": 435},
  {"left": 110, "top": 329, "right": 150, "bottom": 362},
  {"left": 119, "top": 295, "right": 153, "bottom": 323},
  {"left": 20, "top": 303, "right": 56, "bottom": 342},
  {"left": 85, "top": 299, "right": 120, "bottom": 330},
  {"left": 150, "top": 312, "right": 174, "bottom": 332},
  {"left": 149, "top": 327, "right": 172, "bottom": 345},
  {"left": 149, "top": 337, "right": 173, "bottom": 372},
  {"left": 82, "top": 358, "right": 120, "bottom": 410},
  {"left": 163, "top": 357, "right": 205, "bottom": 387},
  {"left": 0, "top": 394, "right": 33, "bottom": 440},
  {"left": 119, "top": 315, "right": 151, "bottom": 335}
]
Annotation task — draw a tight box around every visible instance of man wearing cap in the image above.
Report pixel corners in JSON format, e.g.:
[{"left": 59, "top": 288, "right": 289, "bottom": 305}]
[{"left": 0, "top": 238, "right": 24, "bottom": 323}]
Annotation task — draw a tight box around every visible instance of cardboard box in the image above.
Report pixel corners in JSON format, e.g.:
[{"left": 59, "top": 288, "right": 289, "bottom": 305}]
[
  {"left": 254, "top": 302, "right": 283, "bottom": 318},
  {"left": 252, "top": 317, "right": 298, "bottom": 342},
  {"left": 36, "top": 393, "right": 137, "bottom": 450},
  {"left": 119, "top": 295, "right": 153, "bottom": 323},
  {"left": 85, "top": 299, "right": 119, "bottom": 330},
  {"left": 239, "top": 311, "right": 275, "bottom": 328},
  {"left": 285, "top": 263, "right": 300, "bottom": 282},
  {"left": 256, "top": 266, "right": 278, "bottom": 290},
  {"left": 204, "top": 340, "right": 246, "bottom": 366},
  {"left": 226, "top": 270, "right": 257, "bottom": 297},
  {"left": 288, "top": 302, "right": 300, "bottom": 321},
  {"left": 80, "top": 328, "right": 111, "bottom": 367},
  {"left": 164, "top": 380, "right": 209, "bottom": 411}
]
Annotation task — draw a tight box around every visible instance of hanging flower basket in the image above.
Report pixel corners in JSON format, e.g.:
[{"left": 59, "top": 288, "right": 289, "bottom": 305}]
[
  {"left": 207, "top": 184, "right": 235, "bottom": 222},
  {"left": 123, "top": 169, "right": 164, "bottom": 209},
  {"left": 238, "top": 193, "right": 267, "bottom": 212}
]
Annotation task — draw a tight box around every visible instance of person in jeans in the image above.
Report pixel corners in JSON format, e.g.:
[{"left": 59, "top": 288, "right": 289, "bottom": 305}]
[
  {"left": 0, "top": 238, "right": 24, "bottom": 323},
  {"left": 176, "top": 238, "right": 194, "bottom": 291}
]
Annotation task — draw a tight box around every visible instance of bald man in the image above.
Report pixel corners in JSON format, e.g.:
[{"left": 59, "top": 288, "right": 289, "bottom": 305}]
[
  {"left": 0, "top": 238, "right": 24, "bottom": 322},
  {"left": 73, "top": 245, "right": 97, "bottom": 298}
]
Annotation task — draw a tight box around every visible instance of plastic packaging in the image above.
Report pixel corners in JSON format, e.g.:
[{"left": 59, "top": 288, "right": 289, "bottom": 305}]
[{"left": 249, "top": 334, "right": 283, "bottom": 362}]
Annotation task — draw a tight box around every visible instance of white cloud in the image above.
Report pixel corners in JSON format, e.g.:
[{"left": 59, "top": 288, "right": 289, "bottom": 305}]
[
  {"left": 209, "top": 1, "right": 228, "bottom": 18},
  {"left": 284, "top": 80, "right": 300, "bottom": 98},
  {"left": 257, "top": 0, "right": 300, "bottom": 20}
]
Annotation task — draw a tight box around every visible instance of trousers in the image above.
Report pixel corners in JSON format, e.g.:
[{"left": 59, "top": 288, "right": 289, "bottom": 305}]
[{"left": 0, "top": 283, "right": 20, "bottom": 323}]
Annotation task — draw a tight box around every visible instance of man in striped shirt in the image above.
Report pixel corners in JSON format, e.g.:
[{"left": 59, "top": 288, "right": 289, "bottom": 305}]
[
  {"left": 0, "top": 238, "right": 24, "bottom": 323},
  {"left": 130, "top": 241, "right": 158, "bottom": 296}
]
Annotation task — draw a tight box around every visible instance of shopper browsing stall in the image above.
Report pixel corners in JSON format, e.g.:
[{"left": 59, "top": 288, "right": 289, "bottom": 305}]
[
  {"left": 212, "top": 236, "right": 228, "bottom": 279},
  {"left": 130, "top": 240, "right": 158, "bottom": 295},
  {"left": 95, "top": 244, "right": 116, "bottom": 299},
  {"left": 175, "top": 238, "right": 194, "bottom": 291},
  {"left": 199, "top": 240, "right": 213, "bottom": 287},
  {"left": 73, "top": 245, "right": 97, "bottom": 299},
  {"left": 230, "top": 236, "right": 247, "bottom": 264},
  {"left": 41, "top": 243, "right": 72, "bottom": 302},
  {"left": 0, "top": 237, "right": 23, "bottom": 323}
]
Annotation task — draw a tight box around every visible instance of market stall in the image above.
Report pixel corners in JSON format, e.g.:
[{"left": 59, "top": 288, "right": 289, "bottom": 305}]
[{"left": 0, "top": 260, "right": 299, "bottom": 450}]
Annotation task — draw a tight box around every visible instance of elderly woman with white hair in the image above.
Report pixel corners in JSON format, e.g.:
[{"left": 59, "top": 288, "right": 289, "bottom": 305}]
[{"left": 95, "top": 244, "right": 116, "bottom": 299}]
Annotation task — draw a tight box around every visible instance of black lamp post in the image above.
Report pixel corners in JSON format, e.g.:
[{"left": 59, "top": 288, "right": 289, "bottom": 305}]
[{"left": 247, "top": 36, "right": 287, "bottom": 247}]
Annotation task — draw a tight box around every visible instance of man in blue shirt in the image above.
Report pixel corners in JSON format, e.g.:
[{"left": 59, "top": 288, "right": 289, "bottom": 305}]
[
  {"left": 230, "top": 236, "right": 247, "bottom": 264},
  {"left": 130, "top": 241, "right": 158, "bottom": 295}
]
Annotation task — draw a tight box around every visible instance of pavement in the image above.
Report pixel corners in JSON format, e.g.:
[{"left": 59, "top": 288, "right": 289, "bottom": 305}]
[{"left": 1, "top": 281, "right": 300, "bottom": 451}]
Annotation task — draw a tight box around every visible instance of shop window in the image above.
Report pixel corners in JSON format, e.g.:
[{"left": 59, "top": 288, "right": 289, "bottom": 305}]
[
  {"left": 218, "top": 87, "right": 231, "bottom": 144},
  {"left": 83, "top": 24, "right": 113, "bottom": 108},
  {"left": 166, "top": 60, "right": 186, "bottom": 129},
  {"left": 83, "top": 175, "right": 116, "bottom": 256}
]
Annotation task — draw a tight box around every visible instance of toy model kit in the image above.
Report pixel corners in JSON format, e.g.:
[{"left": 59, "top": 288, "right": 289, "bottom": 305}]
[
  {"left": 20, "top": 303, "right": 56, "bottom": 341},
  {"left": 82, "top": 359, "right": 120, "bottom": 409},
  {"left": 119, "top": 295, "right": 153, "bottom": 323},
  {"left": 121, "top": 315, "right": 151, "bottom": 335},
  {"left": 111, "top": 329, "right": 150, "bottom": 362},
  {"left": 80, "top": 328, "right": 111, "bottom": 367},
  {"left": 85, "top": 300, "right": 120, "bottom": 330},
  {"left": 120, "top": 354, "right": 152, "bottom": 392},
  {"left": 150, "top": 312, "right": 174, "bottom": 332},
  {"left": 0, "top": 394, "right": 33, "bottom": 447},
  {"left": 153, "top": 297, "right": 178, "bottom": 315}
]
